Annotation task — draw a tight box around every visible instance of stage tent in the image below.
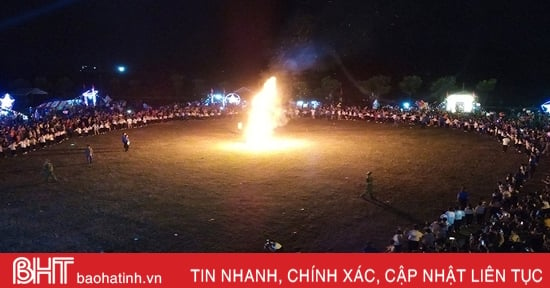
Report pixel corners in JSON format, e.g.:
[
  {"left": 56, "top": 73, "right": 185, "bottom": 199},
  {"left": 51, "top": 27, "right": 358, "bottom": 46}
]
[{"left": 10, "top": 88, "right": 49, "bottom": 110}]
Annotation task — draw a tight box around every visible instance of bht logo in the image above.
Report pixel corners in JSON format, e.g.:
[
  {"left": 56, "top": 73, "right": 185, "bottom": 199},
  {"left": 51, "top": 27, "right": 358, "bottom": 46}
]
[{"left": 13, "top": 257, "right": 74, "bottom": 285}]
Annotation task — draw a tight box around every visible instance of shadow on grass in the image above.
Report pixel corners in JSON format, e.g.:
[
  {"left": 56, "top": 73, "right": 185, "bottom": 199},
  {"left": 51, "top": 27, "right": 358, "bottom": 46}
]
[
  {"left": 360, "top": 194, "right": 423, "bottom": 224},
  {"left": 2, "top": 178, "right": 65, "bottom": 191},
  {"left": 2, "top": 162, "right": 87, "bottom": 174}
]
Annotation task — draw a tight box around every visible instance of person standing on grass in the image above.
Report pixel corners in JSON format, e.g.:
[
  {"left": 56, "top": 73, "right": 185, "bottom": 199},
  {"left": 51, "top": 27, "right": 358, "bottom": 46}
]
[
  {"left": 85, "top": 144, "right": 93, "bottom": 164},
  {"left": 122, "top": 133, "right": 130, "bottom": 152},
  {"left": 474, "top": 201, "right": 486, "bottom": 225},
  {"left": 457, "top": 186, "right": 469, "bottom": 209},
  {"left": 361, "top": 171, "right": 374, "bottom": 198},
  {"left": 464, "top": 203, "right": 474, "bottom": 227},
  {"left": 406, "top": 224, "right": 423, "bottom": 252},
  {"left": 391, "top": 228, "right": 404, "bottom": 252},
  {"left": 42, "top": 159, "right": 58, "bottom": 182}
]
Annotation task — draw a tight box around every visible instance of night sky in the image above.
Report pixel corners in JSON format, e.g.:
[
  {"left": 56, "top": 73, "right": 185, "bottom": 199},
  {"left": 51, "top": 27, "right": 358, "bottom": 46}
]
[{"left": 1, "top": 0, "right": 549, "bottom": 105}]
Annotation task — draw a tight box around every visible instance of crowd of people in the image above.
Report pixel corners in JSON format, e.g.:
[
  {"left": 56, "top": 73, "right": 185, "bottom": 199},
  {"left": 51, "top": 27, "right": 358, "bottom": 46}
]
[
  {"left": 284, "top": 103, "right": 550, "bottom": 252},
  {"left": 0, "top": 103, "right": 241, "bottom": 158},
  {"left": 1, "top": 100, "right": 549, "bottom": 252}
]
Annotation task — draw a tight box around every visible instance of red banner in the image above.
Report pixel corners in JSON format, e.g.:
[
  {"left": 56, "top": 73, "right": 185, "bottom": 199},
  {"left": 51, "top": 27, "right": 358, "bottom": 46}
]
[{"left": 1, "top": 253, "right": 548, "bottom": 287}]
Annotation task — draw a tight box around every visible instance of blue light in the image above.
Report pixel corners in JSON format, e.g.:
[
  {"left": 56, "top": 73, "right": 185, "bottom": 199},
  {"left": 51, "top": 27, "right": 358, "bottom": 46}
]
[
  {"left": 403, "top": 102, "right": 410, "bottom": 109},
  {"left": 372, "top": 99, "right": 380, "bottom": 110},
  {"left": 541, "top": 101, "right": 550, "bottom": 113},
  {"left": 310, "top": 100, "right": 320, "bottom": 108},
  {"left": 117, "top": 66, "right": 126, "bottom": 73}
]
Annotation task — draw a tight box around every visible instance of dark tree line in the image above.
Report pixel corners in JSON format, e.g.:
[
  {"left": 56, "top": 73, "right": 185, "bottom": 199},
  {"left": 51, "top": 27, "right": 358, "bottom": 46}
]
[{"left": 3, "top": 73, "right": 498, "bottom": 109}]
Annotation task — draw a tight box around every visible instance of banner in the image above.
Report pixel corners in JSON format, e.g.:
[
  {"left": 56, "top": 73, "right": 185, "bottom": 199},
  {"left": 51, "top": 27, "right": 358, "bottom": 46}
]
[{"left": 1, "top": 253, "right": 548, "bottom": 287}]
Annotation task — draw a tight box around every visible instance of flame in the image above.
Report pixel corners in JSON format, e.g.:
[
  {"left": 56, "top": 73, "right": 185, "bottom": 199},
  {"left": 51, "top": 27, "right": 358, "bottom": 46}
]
[
  {"left": 218, "top": 76, "right": 309, "bottom": 153},
  {"left": 244, "top": 76, "right": 282, "bottom": 146}
]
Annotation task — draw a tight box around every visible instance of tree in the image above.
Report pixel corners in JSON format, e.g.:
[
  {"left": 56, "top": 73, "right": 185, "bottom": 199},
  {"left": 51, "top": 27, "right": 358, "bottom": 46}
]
[
  {"left": 109, "top": 77, "right": 123, "bottom": 98},
  {"left": 192, "top": 78, "right": 207, "bottom": 101},
  {"left": 218, "top": 80, "right": 233, "bottom": 95},
  {"left": 358, "top": 75, "right": 391, "bottom": 101},
  {"left": 127, "top": 79, "right": 142, "bottom": 101},
  {"left": 292, "top": 80, "right": 311, "bottom": 100},
  {"left": 429, "top": 76, "right": 457, "bottom": 101},
  {"left": 319, "top": 76, "right": 342, "bottom": 104},
  {"left": 54, "top": 76, "right": 75, "bottom": 98},
  {"left": 399, "top": 75, "right": 423, "bottom": 97},
  {"left": 33, "top": 76, "right": 52, "bottom": 92},
  {"left": 9, "top": 78, "right": 31, "bottom": 90},
  {"left": 170, "top": 73, "right": 185, "bottom": 100},
  {"left": 475, "top": 78, "right": 497, "bottom": 105}
]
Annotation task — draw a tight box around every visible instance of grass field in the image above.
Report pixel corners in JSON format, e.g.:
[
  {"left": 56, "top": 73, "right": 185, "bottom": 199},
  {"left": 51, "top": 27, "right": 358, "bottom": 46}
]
[{"left": 0, "top": 118, "right": 531, "bottom": 252}]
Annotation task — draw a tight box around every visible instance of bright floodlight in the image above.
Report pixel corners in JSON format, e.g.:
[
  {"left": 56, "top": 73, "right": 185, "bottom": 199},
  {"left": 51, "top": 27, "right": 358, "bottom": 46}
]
[
  {"left": 542, "top": 100, "right": 550, "bottom": 113},
  {"left": 0, "top": 93, "right": 15, "bottom": 110},
  {"left": 310, "top": 100, "right": 320, "bottom": 108},
  {"left": 224, "top": 93, "right": 241, "bottom": 105},
  {"left": 372, "top": 99, "right": 380, "bottom": 109},
  {"left": 82, "top": 87, "right": 98, "bottom": 106},
  {"left": 117, "top": 66, "right": 126, "bottom": 73},
  {"left": 445, "top": 93, "right": 476, "bottom": 113}
]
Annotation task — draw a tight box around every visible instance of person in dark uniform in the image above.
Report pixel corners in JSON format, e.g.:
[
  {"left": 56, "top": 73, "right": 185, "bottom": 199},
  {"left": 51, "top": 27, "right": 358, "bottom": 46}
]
[
  {"left": 42, "top": 159, "right": 58, "bottom": 182},
  {"left": 361, "top": 171, "right": 374, "bottom": 198},
  {"left": 366, "top": 171, "right": 374, "bottom": 198},
  {"left": 85, "top": 144, "right": 93, "bottom": 164},
  {"left": 122, "top": 133, "right": 130, "bottom": 152}
]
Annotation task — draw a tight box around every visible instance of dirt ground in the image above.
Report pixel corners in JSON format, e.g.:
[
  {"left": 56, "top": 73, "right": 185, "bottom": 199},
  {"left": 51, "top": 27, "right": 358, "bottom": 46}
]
[{"left": 0, "top": 118, "right": 529, "bottom": 252}]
